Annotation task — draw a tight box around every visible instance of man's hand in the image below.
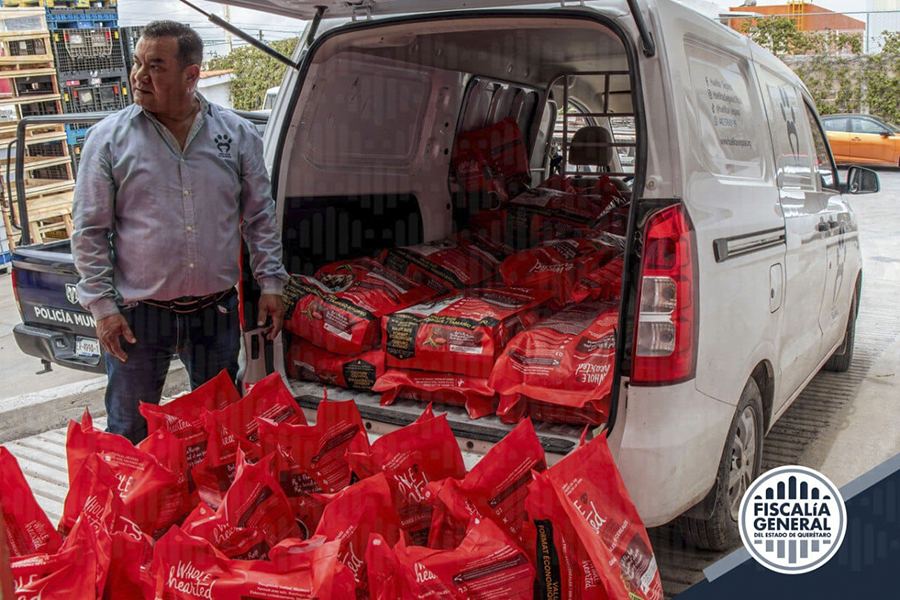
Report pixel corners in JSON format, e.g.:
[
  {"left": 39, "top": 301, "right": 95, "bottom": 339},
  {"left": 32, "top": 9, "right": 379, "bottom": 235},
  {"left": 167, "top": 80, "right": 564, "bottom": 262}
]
[
  {"left": 258, "top": 294, "right": 284, "bottom": 340},
  {"left": 97, "top": 313, "right": 136, "bottom": 363}
]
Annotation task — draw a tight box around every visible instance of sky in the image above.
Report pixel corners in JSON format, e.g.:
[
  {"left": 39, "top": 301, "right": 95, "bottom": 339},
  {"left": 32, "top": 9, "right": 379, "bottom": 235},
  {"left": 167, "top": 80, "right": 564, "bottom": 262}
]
[
  {"left": 118, "top": 0, "right": 888, "bottom": 59},
  {"left": 117, "top": 0, "right": 306, "bottom": 59}
]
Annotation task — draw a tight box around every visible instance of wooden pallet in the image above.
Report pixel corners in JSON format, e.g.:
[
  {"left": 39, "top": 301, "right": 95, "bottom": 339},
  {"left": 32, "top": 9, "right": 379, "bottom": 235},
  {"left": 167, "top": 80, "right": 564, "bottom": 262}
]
[
  {"left": 0, "top": 63, "right": 57, "bottom": 78},
  {"left": 21, "top": 154, "right": 71, "bottom": 171},
  {"left": 11, "top": 189, "right": 75, "bottom": 244},
  {"left": 7, "top": 177, "right": 75, "bottom": 202},
  {"left": 0, "top": 92, "right": 62, "bottom": 107},
  {"left": 0, "top": 7, "right": 47, "bottom": 35},
  {"left": 0, "top": 122, "right": 66, "bottom": 142}
]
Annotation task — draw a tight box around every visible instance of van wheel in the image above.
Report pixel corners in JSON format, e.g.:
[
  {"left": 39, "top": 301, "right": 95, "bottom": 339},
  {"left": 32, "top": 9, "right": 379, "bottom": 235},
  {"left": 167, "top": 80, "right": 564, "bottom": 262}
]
[
  {"left": 823, "top": 289, "right": 858, "bottom": 372},
  {"left": 678, "top": 378, "right": 763, "bottom": 551}
]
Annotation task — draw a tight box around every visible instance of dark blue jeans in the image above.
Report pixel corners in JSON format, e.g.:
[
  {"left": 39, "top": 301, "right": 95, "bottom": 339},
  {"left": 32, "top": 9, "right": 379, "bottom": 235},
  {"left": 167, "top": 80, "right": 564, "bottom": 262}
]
[{"left": 104, "top": 290, "right": 240, "bottom": 444}]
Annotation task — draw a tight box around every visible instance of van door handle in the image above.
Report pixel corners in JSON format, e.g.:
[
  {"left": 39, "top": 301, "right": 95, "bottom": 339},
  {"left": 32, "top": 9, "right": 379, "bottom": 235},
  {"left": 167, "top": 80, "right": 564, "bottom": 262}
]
[{"left": 851, "top": 137, "right": 862, "bottom": 141}]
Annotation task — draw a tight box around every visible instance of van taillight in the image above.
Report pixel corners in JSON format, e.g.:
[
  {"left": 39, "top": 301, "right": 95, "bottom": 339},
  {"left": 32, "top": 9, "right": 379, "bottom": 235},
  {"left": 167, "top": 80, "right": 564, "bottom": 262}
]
[
  {"left": 631, "top": 204, "right": 697, "bottom": 385},
  {"left": 10, "top": 269, "right": 22, "bottom": 318}
]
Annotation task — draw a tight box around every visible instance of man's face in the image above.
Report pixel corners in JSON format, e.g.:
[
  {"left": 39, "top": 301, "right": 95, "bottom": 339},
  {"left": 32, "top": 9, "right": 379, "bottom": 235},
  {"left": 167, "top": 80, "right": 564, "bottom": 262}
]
[{"left": 130, "top": 36, "right": 197, "bottom": 114}]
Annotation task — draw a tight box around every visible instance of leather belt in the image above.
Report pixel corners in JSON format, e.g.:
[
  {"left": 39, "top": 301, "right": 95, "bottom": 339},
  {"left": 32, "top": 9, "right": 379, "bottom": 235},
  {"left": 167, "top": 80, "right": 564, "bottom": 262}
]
[{"left": 140, "top": 289, "right": 235, "bottom": 314}]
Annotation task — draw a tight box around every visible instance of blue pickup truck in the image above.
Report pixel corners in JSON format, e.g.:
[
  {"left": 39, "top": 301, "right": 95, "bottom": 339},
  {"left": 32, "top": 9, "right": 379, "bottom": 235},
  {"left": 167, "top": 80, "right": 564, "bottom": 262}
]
[{"left": 9, "top": 112, "right": 268, "bottom": 374}]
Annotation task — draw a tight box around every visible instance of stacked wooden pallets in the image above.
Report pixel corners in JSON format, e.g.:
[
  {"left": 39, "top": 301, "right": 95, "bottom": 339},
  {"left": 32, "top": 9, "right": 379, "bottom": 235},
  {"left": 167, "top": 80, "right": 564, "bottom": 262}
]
[{"left": 0, "top": 6, "right": 74, "bottom": 249}]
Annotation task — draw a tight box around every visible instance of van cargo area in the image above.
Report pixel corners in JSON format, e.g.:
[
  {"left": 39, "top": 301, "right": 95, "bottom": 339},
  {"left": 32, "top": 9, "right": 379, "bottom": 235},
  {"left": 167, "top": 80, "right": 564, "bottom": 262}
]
[{"left": 265, "top": 15, "right": 641, "bottom": 461}]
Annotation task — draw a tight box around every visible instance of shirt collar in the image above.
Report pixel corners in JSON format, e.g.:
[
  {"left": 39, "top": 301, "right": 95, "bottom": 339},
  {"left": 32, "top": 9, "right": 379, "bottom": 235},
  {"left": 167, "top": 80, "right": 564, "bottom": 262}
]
[{"left": 131, "top": 92, "right": 211, "bottom": 121}]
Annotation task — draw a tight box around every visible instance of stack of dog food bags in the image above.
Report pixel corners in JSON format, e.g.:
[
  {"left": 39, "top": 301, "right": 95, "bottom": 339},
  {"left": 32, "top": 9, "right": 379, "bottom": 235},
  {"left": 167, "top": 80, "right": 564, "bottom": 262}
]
[{"left": 283, "top": 258, "right": 439, "bottom": 392}]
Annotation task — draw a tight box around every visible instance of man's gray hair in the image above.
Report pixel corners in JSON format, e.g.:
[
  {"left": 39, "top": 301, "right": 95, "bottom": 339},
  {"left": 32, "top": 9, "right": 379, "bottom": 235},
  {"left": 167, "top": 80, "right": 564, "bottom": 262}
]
[{"left": 140, "top": 20, "right": 203, "bottom": 68}]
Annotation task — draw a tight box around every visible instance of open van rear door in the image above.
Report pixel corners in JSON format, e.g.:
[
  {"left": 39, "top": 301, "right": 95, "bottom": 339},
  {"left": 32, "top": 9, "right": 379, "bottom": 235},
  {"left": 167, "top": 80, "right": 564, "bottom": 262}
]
[
  {"left": 206, "top": 0, "right": 655, "bottom": 55},
  {"left": 208, "top": 0, "right": 585, "bottom": 20}
]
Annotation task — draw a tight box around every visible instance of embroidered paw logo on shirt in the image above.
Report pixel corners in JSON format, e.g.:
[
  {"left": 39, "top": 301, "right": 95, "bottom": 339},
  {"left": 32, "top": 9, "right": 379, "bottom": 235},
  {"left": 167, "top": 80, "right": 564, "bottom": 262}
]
[{"left": 214, "top": 133, "right": 233, "bottom": 158}]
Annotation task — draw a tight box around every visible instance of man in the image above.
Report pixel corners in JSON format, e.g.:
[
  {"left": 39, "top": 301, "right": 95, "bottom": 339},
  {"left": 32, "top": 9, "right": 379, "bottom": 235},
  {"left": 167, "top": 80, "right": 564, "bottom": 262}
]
[{"left": 72, "top": 21, "right": 287, "bottom": 444}]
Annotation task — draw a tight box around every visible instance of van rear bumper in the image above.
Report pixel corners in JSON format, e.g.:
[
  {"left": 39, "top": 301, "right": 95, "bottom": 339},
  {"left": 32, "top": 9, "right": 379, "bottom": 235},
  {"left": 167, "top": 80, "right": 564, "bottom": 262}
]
[
  {"left": 611, "top": 381, "right": 737, "bottom": 527},
  {"left": 13, "top": 323, "right": 106, "bottom": 374}
]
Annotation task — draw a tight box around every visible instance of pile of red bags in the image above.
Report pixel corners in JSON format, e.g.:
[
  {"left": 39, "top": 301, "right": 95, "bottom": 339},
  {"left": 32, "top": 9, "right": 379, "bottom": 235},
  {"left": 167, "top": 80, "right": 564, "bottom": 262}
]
[
  {"left": 2, "top": 375, "right": 662, "bottom": 600},
  {"left": 281, "top": 128, "right": 629, "bottom": 427}
]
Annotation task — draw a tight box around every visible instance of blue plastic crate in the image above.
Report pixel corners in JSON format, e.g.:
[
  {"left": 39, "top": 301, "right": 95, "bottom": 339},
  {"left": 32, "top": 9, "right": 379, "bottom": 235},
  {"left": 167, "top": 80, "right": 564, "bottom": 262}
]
[
  {"left": 48, "top": 18, "right": 118, "bottom": 30},
  {"left": 65, "top": 123, "right": 90, "bottom": 145},
  {"left": 46, "top": 8, "right": 118, "bottom": 29}
]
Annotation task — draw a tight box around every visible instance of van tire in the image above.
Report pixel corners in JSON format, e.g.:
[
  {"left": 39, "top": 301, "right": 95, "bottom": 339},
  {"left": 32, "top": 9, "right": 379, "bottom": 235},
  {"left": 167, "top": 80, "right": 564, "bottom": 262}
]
[
  {"left": 678, "top": 378, "right": 763, "bottom": 551},
  {"left": 823, "top": 289, "right": 858, "bottom": 372}
]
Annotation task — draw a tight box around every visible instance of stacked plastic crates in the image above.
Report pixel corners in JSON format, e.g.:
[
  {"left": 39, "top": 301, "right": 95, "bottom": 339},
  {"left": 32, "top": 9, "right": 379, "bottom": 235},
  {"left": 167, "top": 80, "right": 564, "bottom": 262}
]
[
  {"left": 44, "top": 0, "right": 126, "bottom": 174},
  {"left": 0, "top": 6, "right": 75, "bottom": 248}
]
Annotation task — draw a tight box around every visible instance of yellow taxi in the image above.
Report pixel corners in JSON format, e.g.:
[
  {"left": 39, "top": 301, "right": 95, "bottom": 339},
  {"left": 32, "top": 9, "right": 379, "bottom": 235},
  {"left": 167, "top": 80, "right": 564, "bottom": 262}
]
[{"left": 823, "top": 113, "right": 900, "bottom": 166}]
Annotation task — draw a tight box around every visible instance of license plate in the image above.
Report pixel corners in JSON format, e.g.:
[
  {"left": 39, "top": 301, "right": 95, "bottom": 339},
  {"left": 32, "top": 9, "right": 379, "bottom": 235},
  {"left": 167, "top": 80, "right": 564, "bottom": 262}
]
[{"left": 75, "top": 337, "right": 101, "bottom": 358}]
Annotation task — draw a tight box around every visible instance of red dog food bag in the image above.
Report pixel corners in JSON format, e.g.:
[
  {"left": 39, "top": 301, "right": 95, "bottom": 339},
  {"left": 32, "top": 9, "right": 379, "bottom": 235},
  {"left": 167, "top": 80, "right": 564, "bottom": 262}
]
[
  {"left": 457, "top": 117, "right": 530, "bottom": 184},
  {"left": 206, "top": 372, "right": 307, "bottom": 453},
  {"left": 452, "top": 117, "right": 530, "bottom": 204},
  {"left": 490, "top": 300, "right": 618, "bottom": 424},
  {"left": 314, "top": 257, "right": 438, "bottom": 310},
  {"left": 526, "top": 471, "right": 608, "bottom": 600},
  {"left": 284, "top": 259, "right": 438, "bottom": 356},
  {"left": 500, "top": 237, "right": 622, "bottom": 306},
  {"left": 313, "top": 473, "right": 403, "bottom": 596},
  {"left": 362, "top": 411, "right": 466, "bottom": 546},
  {"left": 544, "top": 435, "right": 663, "bottom": 600},
  {"left": 256, "top": 399, "right": 370, "bottom": 538},
  {"left": 381, "top": 232, "right": 514, "bottom": 295},
  {"left": 384, "top": 286, "right": 553, "bottom": 378},
  {"left": 426, "top": 419, "right": 546, "bottom": 550},
  {"left": 138, "top": 427, "right": 198, "bottom": 517},
  {"left": 499, "top": 394, "right": 607, "bottom": 427},
  {"left": 152, "top": 527, "right": 355, "bottom": 599},
  {"left": 288, "top": 338, "right": 385, "bottom": 391},
  {"left": 571, "top": 255, "right": 625, "bottom": 304},
  {"left": 190, "top": 413, "right": 242, "bottom": 510},
  {"left": 60, "top": 454, "right": 155, "bottom": 599},
  {"left": 182, "top": 452, "right": 301, "bottom": 560},
  {"left": 283, "top": 274, "right": 382, "bottom": 355},
  {"left": 60, "top": 452, "right": 121, "bottom": 536},
  {"left": 536, "top": 174, "right": 575, "bottom": 193},
  {"left": 344, "top": 404, "right": 436, "bottom": 482},
  {"left": 11, "top": 515, "right": 98, "bottom": 600},
  {"left": 488, "top": 179, "right": 627, "bottom": 249},
  {"left": 66, "top": 409, "right": 188, "bottom": 539},
  {"left": 370, "top": 518, "right": 536, "bottom": 599},
  {"left": 373, "top": 369, "right": 496, "bottom": 419},
  {"left": 140, "top": 369, "right": 241, "bottom": 467},
  {"left": 0, "top": 447, "right": 62, "bottom": 557}
]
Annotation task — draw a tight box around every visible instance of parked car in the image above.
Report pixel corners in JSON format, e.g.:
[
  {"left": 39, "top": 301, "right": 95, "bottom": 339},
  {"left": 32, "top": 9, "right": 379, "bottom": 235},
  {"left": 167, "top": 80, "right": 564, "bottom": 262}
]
[
  {"left": 11, "top": 0, "right": 880, "bottom": 553},
  {"left": 823, "top": 113, "right": 900, "bottom": 166}
]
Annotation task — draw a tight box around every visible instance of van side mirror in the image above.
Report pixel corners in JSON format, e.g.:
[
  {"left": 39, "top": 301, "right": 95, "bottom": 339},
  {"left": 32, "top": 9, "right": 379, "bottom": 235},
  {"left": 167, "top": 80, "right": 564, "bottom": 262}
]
[{"left": 844, "top": 166, "right": 880, "bottom": 195}]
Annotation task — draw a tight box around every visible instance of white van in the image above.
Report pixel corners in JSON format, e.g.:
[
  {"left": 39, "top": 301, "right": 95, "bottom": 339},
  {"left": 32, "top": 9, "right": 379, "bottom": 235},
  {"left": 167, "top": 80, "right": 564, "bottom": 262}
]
[{"left": 213, "top": 0, "right": 878, "bottom": 550}]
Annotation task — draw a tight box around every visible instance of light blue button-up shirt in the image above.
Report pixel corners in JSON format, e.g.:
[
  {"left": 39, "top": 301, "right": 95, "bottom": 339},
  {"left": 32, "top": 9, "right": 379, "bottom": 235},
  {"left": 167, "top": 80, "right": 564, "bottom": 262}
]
[{"left": 72, "top": 95, "right": 288, "bottom": 320}]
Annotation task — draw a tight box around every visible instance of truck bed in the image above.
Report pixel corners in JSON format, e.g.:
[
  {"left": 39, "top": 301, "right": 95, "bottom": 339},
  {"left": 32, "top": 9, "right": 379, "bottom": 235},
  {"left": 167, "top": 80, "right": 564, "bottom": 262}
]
[{"left": 288, "top": 379, "right": 585, "bottom": 464}]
